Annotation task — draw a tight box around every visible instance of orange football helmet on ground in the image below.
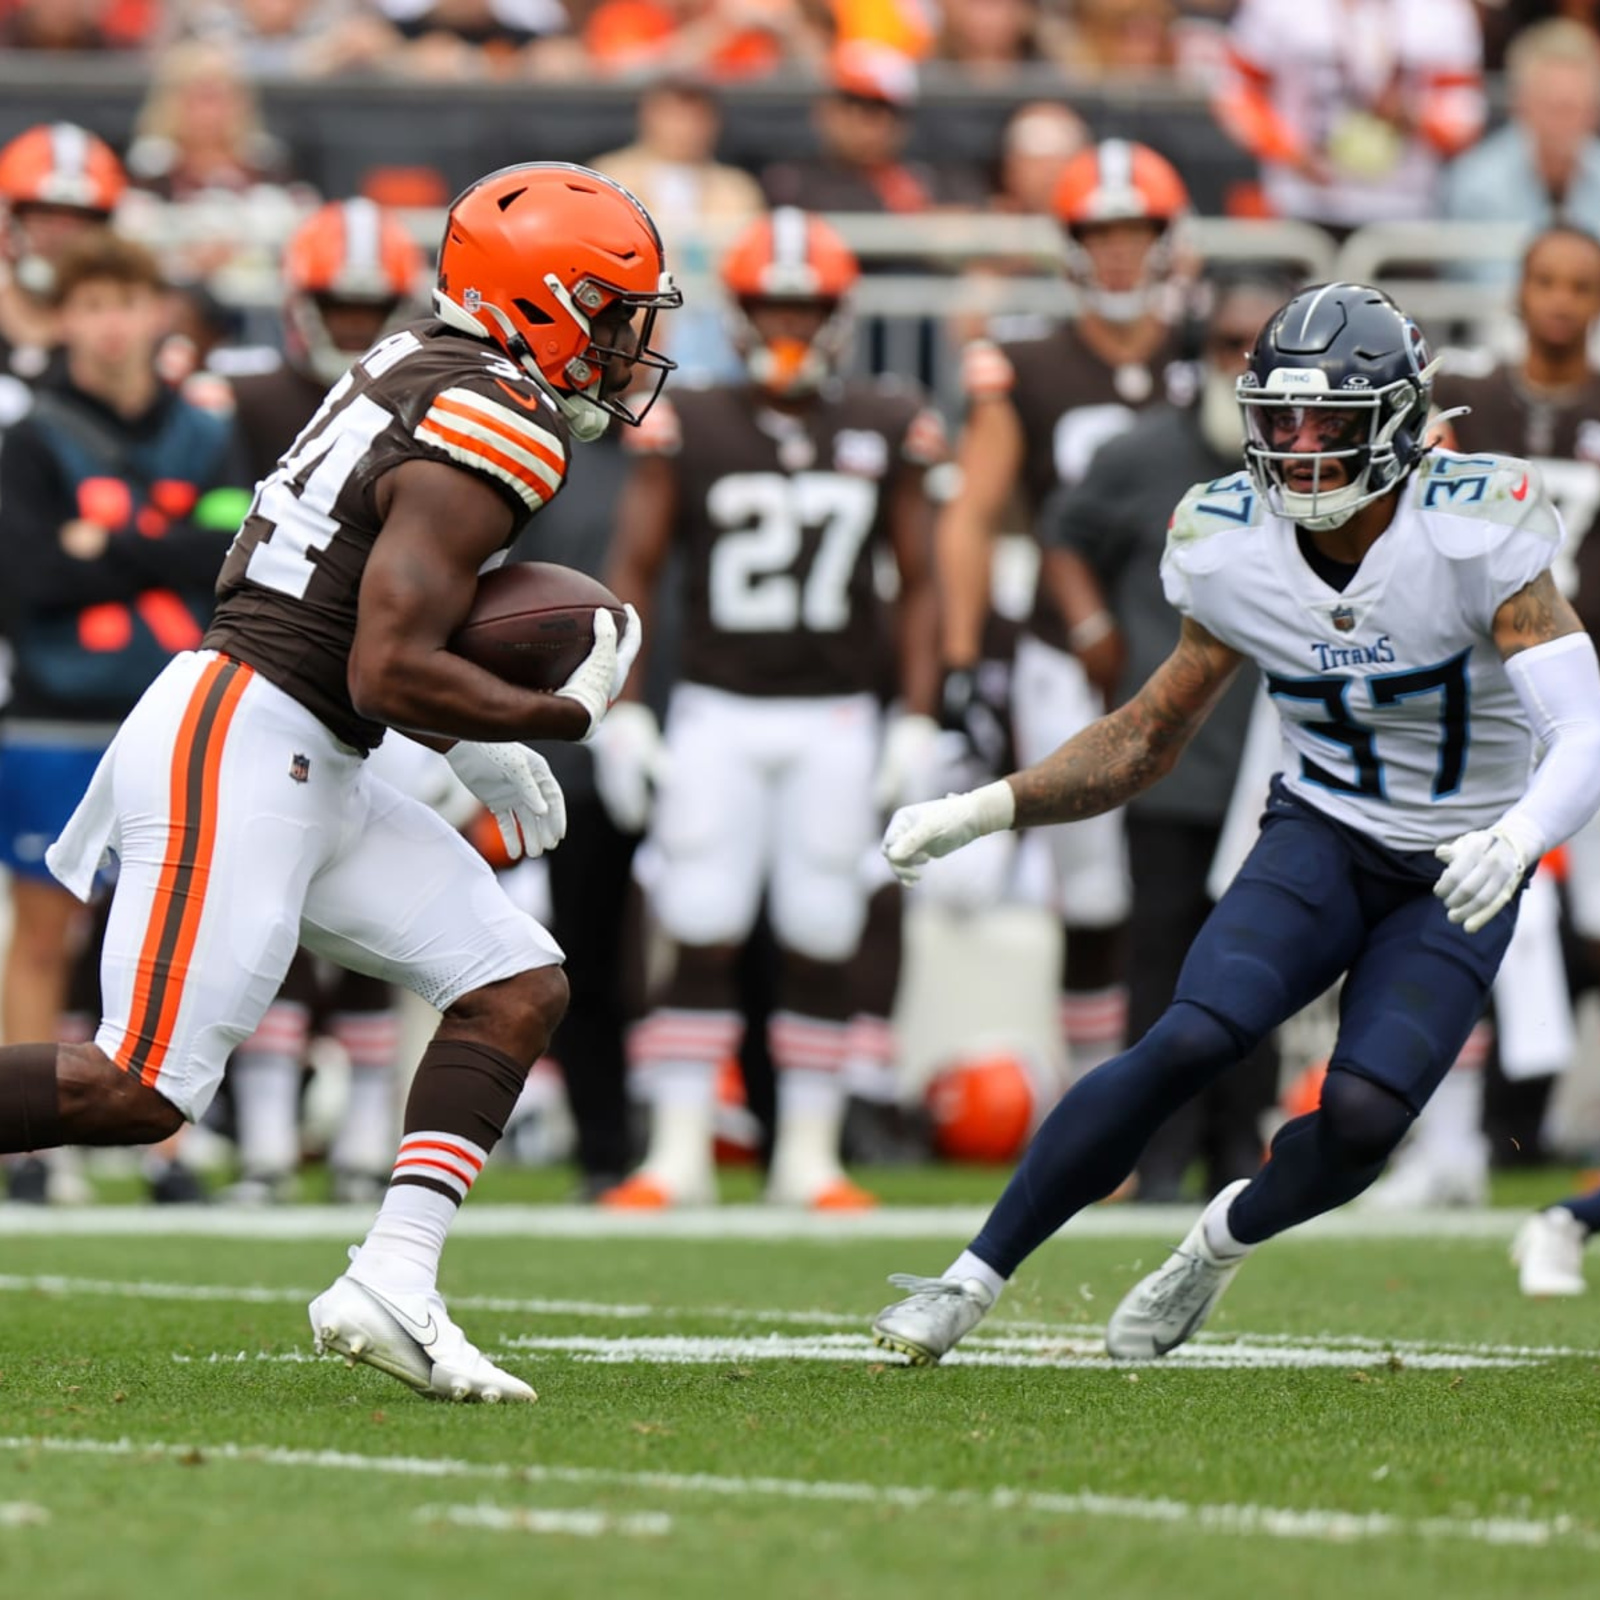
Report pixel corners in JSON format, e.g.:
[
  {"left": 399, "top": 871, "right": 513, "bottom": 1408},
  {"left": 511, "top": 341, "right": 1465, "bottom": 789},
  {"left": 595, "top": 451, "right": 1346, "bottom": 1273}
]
[
  {"left": 283, "top": 198, "right": 426, "bottom": 384},
  {"left": 434, "top": 162, "right": 681, "bottom": 441},
  {"left": 0, "top": 122, "right": 127, "bottom": 296},
  {"left": 924, "top": 1051, "right": 1040, "bottom": 1164},
  {"left": 720, "top": 207, "right": 859, "bottom": 397},
  {"left": 1051, "top": 139, "right": 1190, "bottom": 325}
]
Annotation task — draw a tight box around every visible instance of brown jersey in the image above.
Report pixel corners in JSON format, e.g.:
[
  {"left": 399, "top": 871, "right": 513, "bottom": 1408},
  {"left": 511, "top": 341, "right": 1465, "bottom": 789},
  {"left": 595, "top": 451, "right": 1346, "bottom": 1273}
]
[
  {"left": 1435, "top": 360, "right": 1600, "bottom": 598},
  {"left": 206, "top": 318, "right": 571, "bottom": 750},
  {"left": 625, "top": 378, "right": 944, "bottom": 699},
  {"left": 228, "top": 360, "right": 329, "bottom": 487},
  {"left": 962, "top": 318, "right": 1187, "bottom": 649}
]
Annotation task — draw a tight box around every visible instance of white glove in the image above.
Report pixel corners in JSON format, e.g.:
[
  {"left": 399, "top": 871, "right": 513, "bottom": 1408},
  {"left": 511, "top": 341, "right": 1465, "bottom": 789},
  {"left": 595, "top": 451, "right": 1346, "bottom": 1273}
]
[
  {"left": 554, "top": 603, "right": 643, "bottom": 739},
  {"left": 588, "top": 700, "right": 671, "bottom": 833},
  {"left": 1434, "top": 814, "right": 1543, "bottom": 934},
  {"left": 872, "top": 712, "right": 942, "bottom": 811},
  {"left": 881, "top": 779, "right": 1016, "bottom": 885},
  {"left": 446, "top": 741, "right": 567, "bottom": 861}
]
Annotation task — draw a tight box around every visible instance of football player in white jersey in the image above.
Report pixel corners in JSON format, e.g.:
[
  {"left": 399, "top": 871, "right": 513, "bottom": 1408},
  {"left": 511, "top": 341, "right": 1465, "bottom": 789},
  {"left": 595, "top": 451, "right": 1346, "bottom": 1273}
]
[{"left": 868, "top": 283, "right": 1600, "bottom": 1366}]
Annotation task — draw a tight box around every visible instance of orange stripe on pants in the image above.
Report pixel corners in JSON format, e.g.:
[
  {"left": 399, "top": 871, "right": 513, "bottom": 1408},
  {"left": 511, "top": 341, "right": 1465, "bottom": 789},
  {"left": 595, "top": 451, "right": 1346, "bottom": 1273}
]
[{"left": 118, "top": 657, "right": 252, "bottom": 1088}]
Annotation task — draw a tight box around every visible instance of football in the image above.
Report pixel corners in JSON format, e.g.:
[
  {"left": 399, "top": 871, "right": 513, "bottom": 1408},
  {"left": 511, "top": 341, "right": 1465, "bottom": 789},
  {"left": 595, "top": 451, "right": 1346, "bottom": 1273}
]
[{"left": 447, "top": 561, "right": 627, "bottom": 691}]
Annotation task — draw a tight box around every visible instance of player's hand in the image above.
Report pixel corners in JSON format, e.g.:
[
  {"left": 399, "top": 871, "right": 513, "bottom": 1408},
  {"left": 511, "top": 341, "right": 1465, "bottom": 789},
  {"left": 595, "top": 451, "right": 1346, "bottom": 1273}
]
[
  {"left": 938, "top": 664, "right": 1010, "bottom": 772},
  {"left": 873, "top": 712, "right": 942, "bottom": 811},
  {"left": 881, "top": 780, "right": 1016, "bottom": 885},
  {"left": 1434, "top": 815, "right": 1542, "bottom": 934},
  {"left": 554, "top": 604, "right": 643, "bottom": 738},
  {"left": 446, "top": 740, "right": 567, "bottom": 861},
  {"left": 588, "top": 700, "right": 671, "bottom": 834}
]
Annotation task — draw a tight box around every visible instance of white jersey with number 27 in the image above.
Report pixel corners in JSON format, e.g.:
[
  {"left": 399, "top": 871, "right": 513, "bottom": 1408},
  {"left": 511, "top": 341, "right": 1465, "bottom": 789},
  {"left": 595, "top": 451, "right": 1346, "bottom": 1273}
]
[{"left": 1161, "top": 450, "right": 1562, "bottom": 851}]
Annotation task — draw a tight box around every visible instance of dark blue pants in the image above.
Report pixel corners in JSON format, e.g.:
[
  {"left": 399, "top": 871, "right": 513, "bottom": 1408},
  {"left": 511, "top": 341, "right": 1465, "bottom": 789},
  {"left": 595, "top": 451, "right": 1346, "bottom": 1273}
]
[{"left": 970, "top": 782, "right": 1521, "bottom": 1275}]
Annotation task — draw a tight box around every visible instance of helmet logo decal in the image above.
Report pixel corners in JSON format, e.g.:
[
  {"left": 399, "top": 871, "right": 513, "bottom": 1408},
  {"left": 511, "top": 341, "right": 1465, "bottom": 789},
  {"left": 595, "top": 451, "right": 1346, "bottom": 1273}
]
[{"left": 463, "top": 286, "right": 482, "bottom": 313}]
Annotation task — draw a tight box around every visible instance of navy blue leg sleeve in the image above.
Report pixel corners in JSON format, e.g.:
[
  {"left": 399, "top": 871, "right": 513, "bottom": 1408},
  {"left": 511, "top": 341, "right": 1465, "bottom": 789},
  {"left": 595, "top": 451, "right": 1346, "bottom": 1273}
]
[
  {"left": 1227, "top": 1069, "right": 1415, "bottom": 1244},
  {"left": 969, "top": 1001, "right": 1244, "bottom": 1277}
]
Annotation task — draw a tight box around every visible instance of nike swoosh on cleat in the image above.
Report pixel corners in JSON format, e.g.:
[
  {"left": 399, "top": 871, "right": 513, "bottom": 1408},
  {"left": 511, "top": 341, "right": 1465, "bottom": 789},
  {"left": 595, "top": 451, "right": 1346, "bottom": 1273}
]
[
  {"left": 356, "top": 1282, "right": 438, "bottom": 1346},
  {"left": 1510, "top": 473, "right": 1529, "bottom": 501},
  {"left": 1150, "top": 1300, "right": 1213, "bottom": 1358}
]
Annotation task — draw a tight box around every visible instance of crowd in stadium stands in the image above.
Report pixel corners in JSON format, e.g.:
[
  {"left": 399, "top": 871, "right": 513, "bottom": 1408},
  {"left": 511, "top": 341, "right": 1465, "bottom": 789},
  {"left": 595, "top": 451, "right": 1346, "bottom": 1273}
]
[{"left": 9, "top": 0, "right": 1600, "bottom": 1216}]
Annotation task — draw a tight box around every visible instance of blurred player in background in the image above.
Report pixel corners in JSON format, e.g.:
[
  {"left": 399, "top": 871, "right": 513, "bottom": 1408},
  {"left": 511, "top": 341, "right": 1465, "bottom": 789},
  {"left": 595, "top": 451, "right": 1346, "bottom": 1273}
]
[
  {"left": 0, "top": 163, "right": 674, "bottom": 1404},
  {"left": 600, "top": 208, "right": 944, "bottom": 1209},
  {"left": 220, "top": 197, "right": 435, "bottom": 1205},
  {"left": 936, "top": 139, "right": 1191, "bottom": 1091},
  {"left": 873, "top": 284, "right": 1600, "bottom": 1366}
]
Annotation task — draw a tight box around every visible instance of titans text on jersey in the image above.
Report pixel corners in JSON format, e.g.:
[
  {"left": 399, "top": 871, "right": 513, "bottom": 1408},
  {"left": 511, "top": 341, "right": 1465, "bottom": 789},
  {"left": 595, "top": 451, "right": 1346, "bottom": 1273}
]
[{"left": 1163, "top": 450, "right": 1561, "bottom": 849}]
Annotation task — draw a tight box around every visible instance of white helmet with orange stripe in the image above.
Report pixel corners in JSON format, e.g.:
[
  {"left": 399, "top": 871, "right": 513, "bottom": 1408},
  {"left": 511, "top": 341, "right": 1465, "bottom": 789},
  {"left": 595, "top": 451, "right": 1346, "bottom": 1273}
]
[
  {"left": 720, "top": 207, "right": 859, "bottom": 398},
  {"left": 1051, "top": 139, "right": 1190, "bottom": 325},
  {"left": 0, "top": 122, "right": 126, "bottom": 296},
  {"left": 283, "top": 198, "right": 426, "bottom": 384}
]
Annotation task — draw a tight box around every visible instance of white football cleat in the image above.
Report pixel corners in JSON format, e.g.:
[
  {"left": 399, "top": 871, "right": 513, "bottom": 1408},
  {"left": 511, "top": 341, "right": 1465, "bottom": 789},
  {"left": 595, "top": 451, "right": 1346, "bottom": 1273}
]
[
  {"left": 1106, "top": 1179, "right": 1252, "bottom": 1360},
  {"left": 871, "top": 1273, "right": 994, "bottom": 1366},
  {"left": 1511, "top": 1207, "right": 1588, "bottom": 1298},
  {"left": 309, "top": 1270, "right": 536, "bottom": 1403}
]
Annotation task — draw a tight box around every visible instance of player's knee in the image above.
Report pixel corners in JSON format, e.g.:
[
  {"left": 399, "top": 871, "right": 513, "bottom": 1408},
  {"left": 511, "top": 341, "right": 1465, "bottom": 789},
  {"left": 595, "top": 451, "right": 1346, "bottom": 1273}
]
[
  {"left": 446, "top": 964, "right": 569, "bottom": 1057},
  {"left": 56, "top": 1045, "right": 185, "bottom": 1144},
  {"left": 1142, "top": 1000, "right": 1245, "bottom": 1075},
  {"left": 1318, "top": 1069, "right": 1414, "bottom": 1166},
  {"left": 660, "top": 943, "right": 739, "bottom": 1012}
]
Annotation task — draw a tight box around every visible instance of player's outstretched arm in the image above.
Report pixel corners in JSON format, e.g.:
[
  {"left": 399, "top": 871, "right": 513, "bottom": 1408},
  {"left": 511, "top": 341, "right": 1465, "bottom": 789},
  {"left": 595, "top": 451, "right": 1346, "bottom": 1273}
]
[
  {"left": 350, "top": 458, "right": 593, "bottom": 743},
  {"left": 1008, "top": 615, "right": 1243, "bottom": 825},
  {"left": 883, "top": 618, "right": 1241, "bottom": 882},
  {"left": 1436, "top": 572, "right": 1600, "bottom": 932}
]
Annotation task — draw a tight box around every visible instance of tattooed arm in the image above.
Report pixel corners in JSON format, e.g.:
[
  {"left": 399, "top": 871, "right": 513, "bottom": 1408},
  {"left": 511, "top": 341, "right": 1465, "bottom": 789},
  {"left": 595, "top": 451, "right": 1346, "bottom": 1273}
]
[
  {"left": 882, "top": 618, "right": 1243, "bottom": 881},
  {"left": 1492, "top": 569, "right": 1585, "bottom": 658},
  {"left": 1009, "top": 617, "right": 1244, "bottom": 825}
]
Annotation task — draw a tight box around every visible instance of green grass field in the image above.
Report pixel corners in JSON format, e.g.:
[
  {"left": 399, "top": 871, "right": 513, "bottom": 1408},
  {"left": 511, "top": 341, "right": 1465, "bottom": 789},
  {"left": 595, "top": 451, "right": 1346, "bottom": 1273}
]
[{"left": 3, "top": 1172, "right": 1600, "bottom": 1600}]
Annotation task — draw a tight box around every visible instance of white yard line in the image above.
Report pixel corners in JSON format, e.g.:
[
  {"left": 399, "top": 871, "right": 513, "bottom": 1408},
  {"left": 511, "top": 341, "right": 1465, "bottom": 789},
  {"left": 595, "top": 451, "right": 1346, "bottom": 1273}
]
[
  {"left": 413, "top": 1504, "right": 672, "bottom": 1538},
  {"left": 170, "top": 1331, "right": 1538, "bottom": 1371},
  {"left": 0, "top": 1203, "right": 1531, "bottom": 1242},
  {"left": 0, "top": 1435, "right": 1591, "bottom": 1551},
  {"left": 8, "top": 1273, "right": 1599, "bottom": 1363}
]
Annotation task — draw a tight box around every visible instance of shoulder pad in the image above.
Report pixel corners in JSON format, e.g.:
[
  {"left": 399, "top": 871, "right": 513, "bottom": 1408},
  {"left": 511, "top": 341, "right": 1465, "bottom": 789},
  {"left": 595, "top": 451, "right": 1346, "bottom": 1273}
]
[
  {"left": 1165, "top": 472, "right": 1266, "bottom": 552},
  {"left": 625, "top": 393, "right": 682, "bottom": 457},
  {"left": 960, "top": 339, "right": 1016, "bottom": 400},
  {"left": 415, "top": 371, "right": 569, "bottom": 515},
  {"left": 1413, "top": 451, "right": 1562, "bottom": 549}
]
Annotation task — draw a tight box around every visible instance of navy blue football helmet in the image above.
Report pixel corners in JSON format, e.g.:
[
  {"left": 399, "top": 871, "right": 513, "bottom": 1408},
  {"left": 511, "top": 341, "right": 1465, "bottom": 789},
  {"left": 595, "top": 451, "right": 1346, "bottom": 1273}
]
[{"left": 1237, "top": 283, "right": 1438, "bottom": 530}]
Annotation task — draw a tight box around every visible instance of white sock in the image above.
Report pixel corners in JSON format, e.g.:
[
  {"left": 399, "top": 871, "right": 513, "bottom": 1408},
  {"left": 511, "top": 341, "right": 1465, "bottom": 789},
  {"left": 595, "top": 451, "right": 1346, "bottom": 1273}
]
[
  {"left": 328, "top": 1009, "right": 400, "bottom": 1177},
  {"left": 330, "top": 1065, "right": 398, "bottom": 1178},
  {"left": 1202, "top": 1190, "right": 1252, "bottom": 1260},
  {"left": 768, "top": 1013, "right": 850, "bottom": 1199},
  {"left": 351, "top": 1130, "right": 487, "bottom": 1294},
  {"left": 231, "top": 1050, "right": 304, "bottom": 1178},
  {"left": 841, "top": 1013, "right": 899, "bottom": 1105},
  {"left": 640, "top": 1059, "right": 718, "bottom": 1186},
  {"left": 1060, "top": 986, "right": 1127, "bottom": 1082},
  {"left": 944, "top": 1248, "right": 1006, "bottom": 1302}
]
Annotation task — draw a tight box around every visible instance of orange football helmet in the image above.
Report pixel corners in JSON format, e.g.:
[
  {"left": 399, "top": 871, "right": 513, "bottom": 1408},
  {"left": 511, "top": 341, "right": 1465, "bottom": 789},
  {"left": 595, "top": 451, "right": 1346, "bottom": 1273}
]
[
  {"left": 721, "top": 207, "right": 859, "bottom": 397},
  {"left": 283, "top": 198, "right": 426, "bottom": 384},
  {"left": 924, "top": 1052, "right": 1039, "bottom": 1164},
  {"left": 434, "top": 162, "right": 680, "bottom": 441},
  {"left": 0, "top": 122, "right": 126, "bottom": 296},
  {"left": 1050, "top": 139, "right": 1190, "bottom": 325}
]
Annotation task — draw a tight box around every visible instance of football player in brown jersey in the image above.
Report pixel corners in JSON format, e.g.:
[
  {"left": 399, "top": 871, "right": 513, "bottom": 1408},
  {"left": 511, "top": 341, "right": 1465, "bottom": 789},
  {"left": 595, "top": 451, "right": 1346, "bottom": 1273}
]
[
  {"left": 598, "top": 208, "right": 944, "bottom": 1209},
  {"left": 937, "top": 139, "right": 1192, "bottom": 1090},
  {"left": 0, "top": 162, "right": 679, "bottom": 1404},
  {"left": 219, "top": 199, "right": 443, "bottom": 1205}
]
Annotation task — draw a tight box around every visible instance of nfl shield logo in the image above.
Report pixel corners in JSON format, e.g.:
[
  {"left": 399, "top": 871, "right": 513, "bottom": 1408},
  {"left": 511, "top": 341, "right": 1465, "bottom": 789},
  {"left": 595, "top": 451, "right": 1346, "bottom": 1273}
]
[
  {"left": 1330, "top": 606, "right": 1355, "bottom": 633},
  {"left": 289, "top": 753, "right": 310, "bottom": 784}
]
